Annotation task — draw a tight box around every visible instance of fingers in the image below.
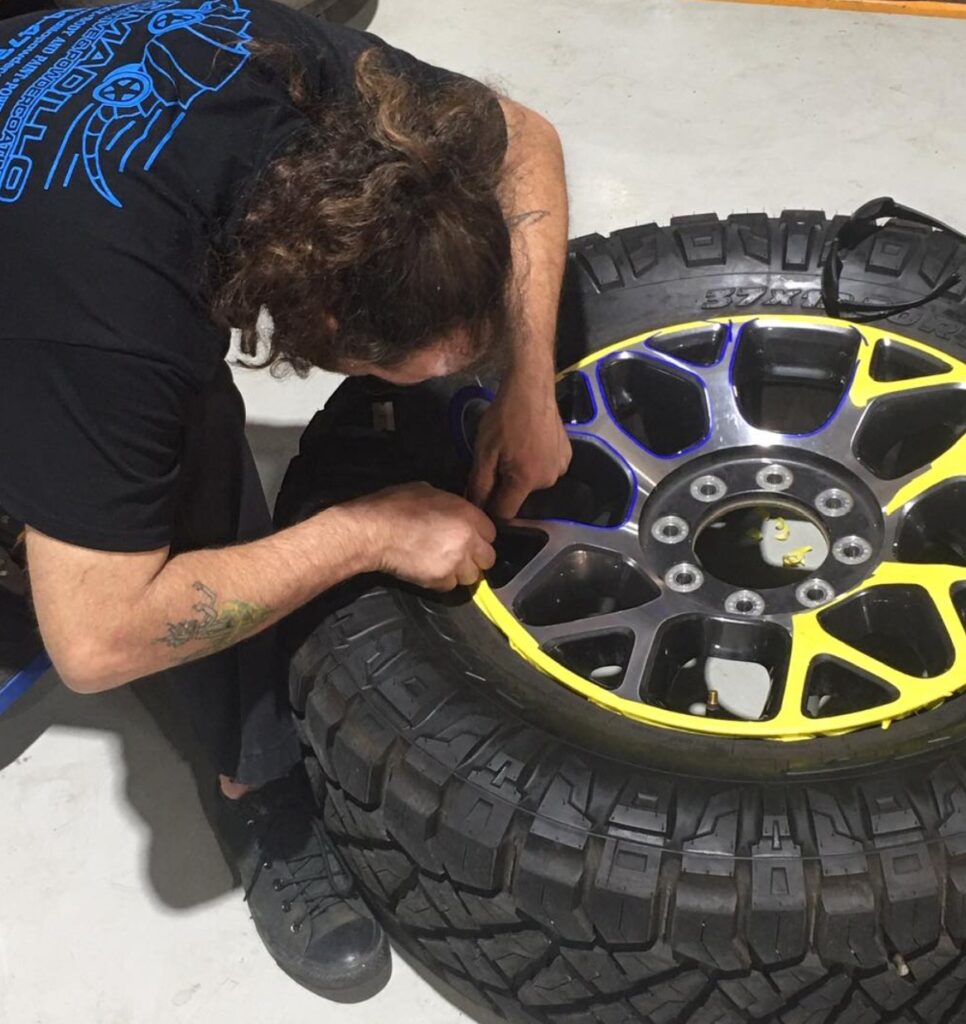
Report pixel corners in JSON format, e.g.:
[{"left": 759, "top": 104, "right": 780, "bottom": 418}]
[
  {"left": 486, "top": 435, "right": 573, "bottom": 521},
  {"left": 487, "top": 472, "right": 533, "bottom": 521},
  {"left": 430, "top": 574, "right": 458, "bottom": 592},
  {"left": 456, "top": 562, "right": 481, "bottom": 588},
  {"left": 444, "top": 488, "right": 497, "bottom": 542},
  {"left": 467, "top": 446, "right": 499, "bottom": 509},
  {"left": 424, "top": 535, "right": 495, "bottom": 593},
  {"left": 560, "top": 437, "right": 574, "bottom": 473},
  {"left": 455, "top": 536, "right": 496, "bottom": 588},
  {"left": 471, "top": 537, "right": 497, "bottom": 572},
  {"left": 450, "top": 540, "right": 497, "bottom": 590},
  {"left": 466, "top": 503, "right": 497, "bottom": 544}
]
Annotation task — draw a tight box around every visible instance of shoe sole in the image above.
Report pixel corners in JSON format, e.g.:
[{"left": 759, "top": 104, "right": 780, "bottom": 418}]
[{"left": 273, "top": 930, "right": 392, "bottom": 1004}]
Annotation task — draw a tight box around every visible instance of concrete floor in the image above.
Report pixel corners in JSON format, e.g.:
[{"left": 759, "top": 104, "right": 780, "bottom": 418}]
[{"left": 2, "top": 1, "right": 966, "bottom": 1021}]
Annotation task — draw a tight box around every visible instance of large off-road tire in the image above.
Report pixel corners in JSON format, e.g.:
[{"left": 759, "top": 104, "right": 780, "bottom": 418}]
[{"left": 276, "top": 210, "right": 966, "bottom": 1024}]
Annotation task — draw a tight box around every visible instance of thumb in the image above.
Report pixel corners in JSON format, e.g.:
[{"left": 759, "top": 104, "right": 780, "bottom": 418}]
[
  {"left": 467, "top": 447, "right": 499, "bottom": 508},
  {"left": 487, "top": 473, "right": 531, "bottom": 521}
]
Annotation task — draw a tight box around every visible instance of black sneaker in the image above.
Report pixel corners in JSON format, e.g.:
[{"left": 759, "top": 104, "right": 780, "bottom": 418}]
[{"left": 214, "top": 765, "right": 391, "bottom": 1002}]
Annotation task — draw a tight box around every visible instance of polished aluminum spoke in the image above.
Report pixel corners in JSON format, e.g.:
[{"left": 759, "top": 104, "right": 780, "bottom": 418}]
[{"left": 527, "top": 609, "right": 639, "bottom": 649}]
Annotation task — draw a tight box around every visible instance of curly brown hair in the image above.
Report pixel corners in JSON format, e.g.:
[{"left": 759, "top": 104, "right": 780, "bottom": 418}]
[{"left": 213, "top": 47, "right": 513, "bottom": 376}]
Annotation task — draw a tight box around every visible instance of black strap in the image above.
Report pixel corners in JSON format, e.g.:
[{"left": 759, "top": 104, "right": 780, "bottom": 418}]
[{"left": 821, "top": 196, "right": 966, "bottom": 322}]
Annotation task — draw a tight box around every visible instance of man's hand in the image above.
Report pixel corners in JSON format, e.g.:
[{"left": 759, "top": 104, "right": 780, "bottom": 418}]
[
  {"left": 27, "top": 482, "right": 496, "bottom": 694},
  {"left": 468, "top": 374, "right": 572, "bottom": 519},
  {"left": 349, "top": 482, "right": 497, "bottom": 590}
]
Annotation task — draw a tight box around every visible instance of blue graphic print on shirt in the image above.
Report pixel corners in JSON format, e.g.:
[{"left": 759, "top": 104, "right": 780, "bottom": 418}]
[{"left": 0, "top": 0, "right": 251, "bottom": 208}]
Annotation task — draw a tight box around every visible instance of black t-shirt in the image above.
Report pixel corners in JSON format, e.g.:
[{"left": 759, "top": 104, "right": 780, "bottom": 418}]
[{"left": 0, "top": 0, "right": 467, "bottom": 551}]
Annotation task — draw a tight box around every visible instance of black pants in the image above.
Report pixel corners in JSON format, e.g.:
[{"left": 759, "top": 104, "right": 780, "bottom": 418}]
[{"left": 136, "top": 365, "right": 301, "bottom": 786}]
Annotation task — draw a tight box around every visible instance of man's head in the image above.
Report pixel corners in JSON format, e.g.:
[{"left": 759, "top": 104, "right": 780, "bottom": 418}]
[{"left": 215, "top": 48, "right": 513, "bottom": 384}]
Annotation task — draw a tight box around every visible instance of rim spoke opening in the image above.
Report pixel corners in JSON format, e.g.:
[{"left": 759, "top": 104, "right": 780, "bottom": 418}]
[
  {"left": 599, "top": 354, "right": 710, "bottom": 457},
  {"left": 542, "top": 631, "right": 637, "bottom": 692},
  {"left": 518, "top": 434, "right": 639, "bottom": 524},
  {"left": 895, "top": 480, "right": 966, "bottom": 567},
  {"left": 518, "top": 436, "right": 634, "bottom": 527},
  {"left": 803, "top": 660, "right": 899, "bottom": 719},
  {"left": 644, "top": 616, "right": 791, "bottom": 722},
  {"left": 818, "top": 584, "right": 955, "bottom": 678},
  {"left": 731, "top": 321, "right": 861, "bottom": 435},
  {"left": 488, "top": 527, "right": 550, "bottom": 589},
  {"left": 556, "top": 371, "right": 596, "bottom": 425},
  {"left": 870, "top": 338, "right": 953, "bottom": 382},
  {"left": 855, "top": 388, "right": 966, "bottom": 481},
  {"left": 954, "top": 584, "right": 966, "bottom": 633}
]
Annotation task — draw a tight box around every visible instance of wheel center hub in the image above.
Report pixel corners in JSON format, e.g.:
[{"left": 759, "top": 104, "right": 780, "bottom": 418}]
[
  {"left": 639, "top": 449, "right": 883, "bottom": 617},
  {"left": 696, "top": 498, "right": 830, "bottom": 586}
]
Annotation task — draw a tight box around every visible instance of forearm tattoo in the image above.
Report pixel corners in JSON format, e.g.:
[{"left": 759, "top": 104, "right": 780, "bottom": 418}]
[
  {"left": 156, "top": 582, "right": 272, "bottom": 663},
  {"left": 507, "top": 209, "right": 551, "bottom": 228}
]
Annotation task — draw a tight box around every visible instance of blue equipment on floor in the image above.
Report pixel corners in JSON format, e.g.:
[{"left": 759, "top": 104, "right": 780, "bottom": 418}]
[
  {"left": 0, "top": 508, "right": 48, "bottom": 715},
  {"left": 0, "top": 653, "right": 51, "bottom": 714}
]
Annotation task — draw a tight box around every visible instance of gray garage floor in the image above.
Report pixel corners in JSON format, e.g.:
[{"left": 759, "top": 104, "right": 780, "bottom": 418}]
[{"left": 2, "top": 1, "right": 965, "bottom": 1021}]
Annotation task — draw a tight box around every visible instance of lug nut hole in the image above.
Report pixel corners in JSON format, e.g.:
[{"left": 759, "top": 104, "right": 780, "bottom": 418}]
[
  {"left": 691, "top": 475, "right": 727, "bottom": 503},
  {"left": 757, "top": 464, "right": 794, "bottom": 492},
  {"left": 816, "top": 488, "right": 854, "bottom": 518},
  {"left": 665, "top": 563, "right": 705, "bottom": 593},
  {"left": 796, "top": 578, "right": 835, "bottom": 608},
  {"left": 725, "top": 589, "right": 766, "bottom": 616},
  {"left": 832, "top": 535, "right": 873, "bottom": 566},
  {"left": 651, "top": 515, "right": 690, "bottom": 545}
]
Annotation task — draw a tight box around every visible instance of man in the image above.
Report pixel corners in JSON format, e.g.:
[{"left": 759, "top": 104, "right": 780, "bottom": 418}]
[{"left": 0, "top": 0, "right": 570, "bottom": 1003}]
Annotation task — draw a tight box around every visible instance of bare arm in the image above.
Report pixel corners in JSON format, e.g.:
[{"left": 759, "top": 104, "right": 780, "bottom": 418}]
[
  {"left": 499, "top": 97, "right": 570, "bottom": 384},
  {"left": 468, "top": 97, "right": 572, "bottom": 518},
  {"left": 28, "top": 483, "right": 495, "bottom": 694}
]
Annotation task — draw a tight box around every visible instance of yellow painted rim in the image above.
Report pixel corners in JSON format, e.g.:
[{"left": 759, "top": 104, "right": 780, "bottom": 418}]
[{"left": 473, "top": 315, "right": 966, "bottom": 740}]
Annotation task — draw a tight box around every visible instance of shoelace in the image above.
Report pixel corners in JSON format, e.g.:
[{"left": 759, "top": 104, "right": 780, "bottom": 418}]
[{"left": 243, "top": 799, "right": 356, "bottom": 935}]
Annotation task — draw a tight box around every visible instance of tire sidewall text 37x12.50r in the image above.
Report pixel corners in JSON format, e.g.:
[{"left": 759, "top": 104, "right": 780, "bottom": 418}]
[{"left": 276, "top": 210, "right": 966, "bottom": 1024}]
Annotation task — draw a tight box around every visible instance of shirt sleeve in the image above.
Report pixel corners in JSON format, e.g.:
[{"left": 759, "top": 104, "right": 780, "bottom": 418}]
[{"left": 0, "top": 340, "right": 195, "bottom": 552}]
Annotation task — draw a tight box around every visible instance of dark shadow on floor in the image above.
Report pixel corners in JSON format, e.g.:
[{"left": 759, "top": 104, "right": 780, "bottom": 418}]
[
  {"left": 0, "top": 670, "right": 235, "bottom": 910},
  {"left": 0, "top": 675, "right": 501, "bottom": 1022},
  {"left": 0, "top": 421, "right": 313, "bottom": 913}
]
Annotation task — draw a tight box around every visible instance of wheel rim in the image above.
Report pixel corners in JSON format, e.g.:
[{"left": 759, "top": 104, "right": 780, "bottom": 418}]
[{"left": 457, "top": 315, "right": 966, "bottom": 739}]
